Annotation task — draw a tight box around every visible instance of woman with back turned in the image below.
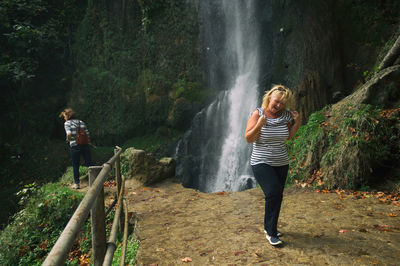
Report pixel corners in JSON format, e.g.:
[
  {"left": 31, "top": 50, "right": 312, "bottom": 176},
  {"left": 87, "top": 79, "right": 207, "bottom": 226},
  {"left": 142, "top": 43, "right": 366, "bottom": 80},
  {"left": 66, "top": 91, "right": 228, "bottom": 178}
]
[
  {"left": 245, "top": 85, "right": 300, "bottom": 246},
  {"left": 59, "top": 108, "right": 92, "bottom": 189}
]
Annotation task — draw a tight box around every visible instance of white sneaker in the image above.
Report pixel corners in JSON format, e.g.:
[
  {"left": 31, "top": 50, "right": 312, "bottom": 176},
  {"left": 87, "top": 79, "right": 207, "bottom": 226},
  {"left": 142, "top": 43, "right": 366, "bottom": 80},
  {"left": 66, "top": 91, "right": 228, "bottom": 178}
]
[
  {"left": 72, "top": 183, "right": 80, "bottom": 189},
  {"left": 264, "top": 229, "right": 283, "bottom": 237},
  {"left": 265, "top": 234, "right": 283, "bottom": 246}
]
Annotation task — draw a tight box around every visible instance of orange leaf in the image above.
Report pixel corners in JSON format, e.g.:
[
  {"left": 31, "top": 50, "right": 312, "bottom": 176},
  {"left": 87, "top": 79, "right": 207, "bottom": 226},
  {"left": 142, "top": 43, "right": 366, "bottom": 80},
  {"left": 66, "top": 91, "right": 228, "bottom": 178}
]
[
  {"left": 40, "top": 239, "right": 48, "bottom": 250},
  {"left": 373, "top": 224, "right": 393, "bottom": 232},
  {"left": 181, "top": 257, "right": 192, "bottom": 262},
  {"left": 388, "top": 213, "right": 398, "bottom": 217},
  {"left": 234, "top": 250, "right": 247, "bottom": 256}
]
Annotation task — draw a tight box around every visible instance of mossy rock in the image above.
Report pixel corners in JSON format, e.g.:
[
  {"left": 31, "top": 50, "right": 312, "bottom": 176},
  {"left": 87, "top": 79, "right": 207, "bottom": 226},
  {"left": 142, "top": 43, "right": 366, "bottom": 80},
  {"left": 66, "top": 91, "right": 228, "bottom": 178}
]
[
  {"left": 288, "top": 103, "right": 399, "bottom": 190},
  {"left": 120, "top": 147, "right": 176, "bottom": 185}
]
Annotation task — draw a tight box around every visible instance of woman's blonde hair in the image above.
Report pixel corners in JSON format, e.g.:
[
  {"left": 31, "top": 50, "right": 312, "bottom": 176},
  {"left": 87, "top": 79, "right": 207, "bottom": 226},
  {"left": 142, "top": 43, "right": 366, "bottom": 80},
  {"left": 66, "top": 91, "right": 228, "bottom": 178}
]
[
  {"left": 261, "top": 84, "right": 292, "bottom": 109},
  {"left": 59, "top": 108, "right": 76, "bottom": 120}
]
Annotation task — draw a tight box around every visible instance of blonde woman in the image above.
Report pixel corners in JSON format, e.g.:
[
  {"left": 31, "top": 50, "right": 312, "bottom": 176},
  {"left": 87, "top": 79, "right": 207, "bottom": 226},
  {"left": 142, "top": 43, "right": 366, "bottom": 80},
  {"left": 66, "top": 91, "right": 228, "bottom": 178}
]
[
  {"left": 245, "top": 85, "right": 300, "bottom": 245},
  {"left": 59, "top": 108, "right": 92, "bottom": 189}
]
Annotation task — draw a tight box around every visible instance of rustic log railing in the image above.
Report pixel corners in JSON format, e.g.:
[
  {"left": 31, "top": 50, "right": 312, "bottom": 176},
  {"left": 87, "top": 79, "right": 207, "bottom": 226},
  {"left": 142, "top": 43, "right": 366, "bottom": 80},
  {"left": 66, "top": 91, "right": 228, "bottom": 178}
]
[{"left": 43, "top": 146, "right": 129, "bottom": 266}]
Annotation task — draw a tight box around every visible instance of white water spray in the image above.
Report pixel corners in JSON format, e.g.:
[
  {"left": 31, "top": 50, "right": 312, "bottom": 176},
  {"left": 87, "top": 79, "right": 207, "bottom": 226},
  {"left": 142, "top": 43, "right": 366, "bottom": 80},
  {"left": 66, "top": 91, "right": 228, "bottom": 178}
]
[{"left": 176, "top": 0, "right": 261, "bottom": 192}]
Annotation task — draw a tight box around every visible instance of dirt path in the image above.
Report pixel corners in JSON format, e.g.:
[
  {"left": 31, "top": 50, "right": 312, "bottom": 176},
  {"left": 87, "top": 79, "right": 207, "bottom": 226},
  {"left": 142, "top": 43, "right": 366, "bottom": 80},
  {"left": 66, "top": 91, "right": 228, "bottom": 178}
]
[{"left": 123, "top": 179, "right": 400, "bottom": 266}]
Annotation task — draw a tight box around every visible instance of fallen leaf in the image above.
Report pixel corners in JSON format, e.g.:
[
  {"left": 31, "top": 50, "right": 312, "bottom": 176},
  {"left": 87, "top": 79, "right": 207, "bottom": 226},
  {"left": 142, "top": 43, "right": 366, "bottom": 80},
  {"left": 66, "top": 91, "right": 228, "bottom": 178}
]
[
  {"left": 40, "top": 239, "right": 48, "bottom": 250},
  {"left": 214, "top": 191, "right": 226, "bottom": 195},
  {"left": 388, "top": 213, "right": 398, "bottom": 217},
  {"left": 373, "top": 224, "right": 393, "bottom": 232},
  {"left": 181, "top": 257, "right": 192, "bottom": 262},
  {"left": 338, "top": 229, "right": 349, "bottom": 233},
  {"left": 253, "top": 252, "right": 262, "bottom": 258},
  {"left": 79, "top": 254, "right": 91, "bottom": 266},
  {"left": 234, "top": 250, "right": 247, "bottom": 256}
]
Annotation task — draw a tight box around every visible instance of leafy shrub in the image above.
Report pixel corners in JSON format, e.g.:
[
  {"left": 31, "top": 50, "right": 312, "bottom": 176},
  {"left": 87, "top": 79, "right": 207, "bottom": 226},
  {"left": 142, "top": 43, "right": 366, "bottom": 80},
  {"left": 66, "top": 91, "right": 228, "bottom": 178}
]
[
  {"left": 286, "top": 110, "right": 326, "bottom": 184},
  {"left": 112, "top": 235, "right": 139, "bottom": 266},
  {"left": 287, "top": 104, "right": 400, "bottom": 189},
  {"left": 0, "top": 183, "right": 84, "bottom": 265},
  {"left": 60, "top": 166, "right": 89, "bottom": 185},
  {"left": 69, "top": 0, "right": 205, "bottom": 145}
]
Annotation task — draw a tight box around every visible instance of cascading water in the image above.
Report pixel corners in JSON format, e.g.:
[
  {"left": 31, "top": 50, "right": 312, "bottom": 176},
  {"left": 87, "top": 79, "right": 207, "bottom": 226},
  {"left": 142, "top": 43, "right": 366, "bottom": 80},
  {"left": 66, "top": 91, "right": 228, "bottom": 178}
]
[{"left": 176, "top": 0, "right": 261, "bottom": 192}]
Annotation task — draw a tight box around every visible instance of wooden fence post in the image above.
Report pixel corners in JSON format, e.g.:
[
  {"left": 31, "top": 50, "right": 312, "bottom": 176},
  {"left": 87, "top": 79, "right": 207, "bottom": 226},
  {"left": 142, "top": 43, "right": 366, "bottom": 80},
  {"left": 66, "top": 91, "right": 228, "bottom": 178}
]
[
  {"left": 114, "top": 148, "right": 123, "bottom": 228},
  {"left": 114, "top": 148, "right": 122, "bottom": 199},
  {"left": 89, "top": 166, "right": 107, "bottom": 266}
]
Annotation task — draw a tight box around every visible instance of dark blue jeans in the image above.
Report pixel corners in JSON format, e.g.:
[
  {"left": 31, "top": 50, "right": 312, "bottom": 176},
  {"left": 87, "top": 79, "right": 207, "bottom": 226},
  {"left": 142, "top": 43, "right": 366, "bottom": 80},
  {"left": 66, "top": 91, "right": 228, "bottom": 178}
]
[
  {"left": 251, "top": 163, "right": 288, "bottom": 237},
  {"left": 70, "top": 144, "right": 92, "bottom": 185}
]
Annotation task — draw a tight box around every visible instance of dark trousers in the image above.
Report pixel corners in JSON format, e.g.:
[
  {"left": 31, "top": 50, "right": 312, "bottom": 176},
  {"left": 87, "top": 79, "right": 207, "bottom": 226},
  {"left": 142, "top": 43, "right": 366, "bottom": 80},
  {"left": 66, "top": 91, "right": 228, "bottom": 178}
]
[
  {"left": 252, "top": 163, "right": 288, "bottom": 237},
  {"left": 70, "top": 144, "right": 92, "bottom": 184}
]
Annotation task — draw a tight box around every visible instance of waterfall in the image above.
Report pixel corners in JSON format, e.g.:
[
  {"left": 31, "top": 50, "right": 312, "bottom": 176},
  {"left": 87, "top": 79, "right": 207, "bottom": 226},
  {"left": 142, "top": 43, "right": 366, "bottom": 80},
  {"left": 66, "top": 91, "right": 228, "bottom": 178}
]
[{"left": 176, "top": 0, "right": 261, "bottom": 192}]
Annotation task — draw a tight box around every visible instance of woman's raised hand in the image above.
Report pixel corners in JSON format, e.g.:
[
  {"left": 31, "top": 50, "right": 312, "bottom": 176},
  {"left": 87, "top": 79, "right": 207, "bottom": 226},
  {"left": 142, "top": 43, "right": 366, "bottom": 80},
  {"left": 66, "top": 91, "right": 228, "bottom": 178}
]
[
  {"left": 290, "top": 111, "right": 300, "bottom": 123},
  {"left": 257, "top": 114, "right": 267, "bottom": 128}
]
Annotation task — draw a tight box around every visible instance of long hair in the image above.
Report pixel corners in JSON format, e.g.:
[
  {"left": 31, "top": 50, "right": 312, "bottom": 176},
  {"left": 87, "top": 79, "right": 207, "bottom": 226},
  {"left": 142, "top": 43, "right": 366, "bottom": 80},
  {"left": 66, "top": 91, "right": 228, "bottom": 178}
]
[
  {"left": 59, "top": 108, "right": 76, "bottom": 120},
  {"left": 261, "top": 84, "right": 292, "bottom": 110}
]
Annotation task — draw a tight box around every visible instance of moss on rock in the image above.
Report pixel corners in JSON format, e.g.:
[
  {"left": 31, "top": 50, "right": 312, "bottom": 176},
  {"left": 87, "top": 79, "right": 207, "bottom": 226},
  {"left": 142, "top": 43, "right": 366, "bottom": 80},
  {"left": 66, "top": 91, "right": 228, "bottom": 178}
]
[{"left": 288, "top": 103, "right": 400, "bottom": 190}]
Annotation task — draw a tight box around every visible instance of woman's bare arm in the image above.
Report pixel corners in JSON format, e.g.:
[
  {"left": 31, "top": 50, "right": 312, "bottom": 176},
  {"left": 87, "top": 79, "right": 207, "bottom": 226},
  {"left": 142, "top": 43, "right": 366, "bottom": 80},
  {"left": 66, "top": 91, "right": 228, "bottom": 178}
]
[
  {"left": 288, "top": 111, "right": 301, "bottom": 140},
  {"left": 245, "top": 110, "right": 266, "bottom": 143}
]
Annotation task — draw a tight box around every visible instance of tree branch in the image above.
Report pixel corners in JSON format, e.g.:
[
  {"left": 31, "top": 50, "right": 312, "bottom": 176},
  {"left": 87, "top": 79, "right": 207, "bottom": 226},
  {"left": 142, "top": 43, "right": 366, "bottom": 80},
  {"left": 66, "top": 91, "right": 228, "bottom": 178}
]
[{"left": 378, "top": 34, "right": 400, "bottom": 71}]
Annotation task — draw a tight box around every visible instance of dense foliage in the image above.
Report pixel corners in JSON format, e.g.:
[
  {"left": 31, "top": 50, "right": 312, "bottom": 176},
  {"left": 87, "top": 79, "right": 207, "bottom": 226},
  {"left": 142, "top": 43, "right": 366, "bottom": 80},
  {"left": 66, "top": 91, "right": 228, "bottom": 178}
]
[
  {"left": 0, "top": 0, "right": 86, "bottom": 164},
  {"left": 0, "top": 166, "right": 139, "bottom": 265},
  {"left": 0, "top": 183, "right": 85, "bottom": 265},
  {"left": 69, "top": 0, "right": 210, "bottom": 145},
  {"left": 287, "top": 105, "right": 400, "bottom": 190},
  {"left": 0, "top": 0, "right": 87, "bottom": 224}
]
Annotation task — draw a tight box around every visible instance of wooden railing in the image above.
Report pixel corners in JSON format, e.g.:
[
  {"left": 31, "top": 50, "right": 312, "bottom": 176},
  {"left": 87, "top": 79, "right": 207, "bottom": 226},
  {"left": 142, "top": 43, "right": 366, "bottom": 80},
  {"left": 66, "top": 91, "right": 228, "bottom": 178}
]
[{"left": 43, "top": 146, "right": 129, "bottom": 266}]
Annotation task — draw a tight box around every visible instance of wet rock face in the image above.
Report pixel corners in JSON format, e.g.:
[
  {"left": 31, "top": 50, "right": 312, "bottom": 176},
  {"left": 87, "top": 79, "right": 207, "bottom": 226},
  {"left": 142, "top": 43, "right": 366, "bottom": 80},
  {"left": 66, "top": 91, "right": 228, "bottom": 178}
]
[
  {"left": 257, "top": 0, "right": 343, "bottom": 122},
  {"left": 121, "top": 148, "right": 176, "bottom": 186}
]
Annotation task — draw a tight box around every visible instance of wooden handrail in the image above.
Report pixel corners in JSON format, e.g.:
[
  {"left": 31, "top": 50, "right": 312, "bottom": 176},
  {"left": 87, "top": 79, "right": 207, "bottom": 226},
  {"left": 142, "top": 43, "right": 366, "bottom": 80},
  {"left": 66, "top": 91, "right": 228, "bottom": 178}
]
[
  {"left": 120, "top": 198, "right": 129, "bottom": 266},
  {"left": 103, "top": 175, "right": 125, "bottom": 266},
  {"left": 43, "top": 146, "right": 124, "bottom": 266}
]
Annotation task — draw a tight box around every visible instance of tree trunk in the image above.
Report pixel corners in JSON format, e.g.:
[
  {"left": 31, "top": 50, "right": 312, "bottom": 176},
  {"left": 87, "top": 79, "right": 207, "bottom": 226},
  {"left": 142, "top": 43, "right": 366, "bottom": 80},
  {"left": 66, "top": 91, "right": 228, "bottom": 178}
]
[{"left": 378, "top": 34, "right": 400, "bottom": 71}]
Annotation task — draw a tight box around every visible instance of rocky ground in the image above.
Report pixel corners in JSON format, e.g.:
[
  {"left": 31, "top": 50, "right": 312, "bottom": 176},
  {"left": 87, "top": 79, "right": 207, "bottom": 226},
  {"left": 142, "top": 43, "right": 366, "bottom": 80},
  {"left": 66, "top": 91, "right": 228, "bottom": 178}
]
[{"left": 117, "top": 178, "right": 400, "bottom": 265}]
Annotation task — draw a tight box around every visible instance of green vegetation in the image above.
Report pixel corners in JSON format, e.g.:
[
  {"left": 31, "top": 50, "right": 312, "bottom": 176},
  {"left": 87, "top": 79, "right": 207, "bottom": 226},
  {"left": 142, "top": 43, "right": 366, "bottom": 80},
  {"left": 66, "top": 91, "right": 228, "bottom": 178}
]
[
  {"left": 69, "top": 0, "right": 209, "bottom": 145},
  {"left": 0, "top": 0, "right": 86, "bottom": 176},
  {"left": 0, "top": 183, "right": 85, "bottom": 265},
  {"left": 112, "top": 236, "right": 139, "bottom": 266},
  {"left": 286, "top": 110, "right": 326, "bottom": 184},
  {"left": 123, "top": 135, "right": 168, "bottom": 153},
  {"left": 287, "top": 104, "right": 400, "bottom": 190},
  {"left": 0, "top": 166, "right": 139, "bottom": 265}
]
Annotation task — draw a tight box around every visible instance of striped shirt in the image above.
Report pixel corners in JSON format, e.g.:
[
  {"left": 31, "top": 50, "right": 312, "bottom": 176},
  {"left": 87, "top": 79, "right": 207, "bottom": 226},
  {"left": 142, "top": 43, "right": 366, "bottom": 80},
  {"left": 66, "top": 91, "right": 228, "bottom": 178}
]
[
  {"left": 64, "top": 119, "right": 90, "bottom": 147},
  {"left": 250, "top": 108, "right": 293, "bottom": 166}
]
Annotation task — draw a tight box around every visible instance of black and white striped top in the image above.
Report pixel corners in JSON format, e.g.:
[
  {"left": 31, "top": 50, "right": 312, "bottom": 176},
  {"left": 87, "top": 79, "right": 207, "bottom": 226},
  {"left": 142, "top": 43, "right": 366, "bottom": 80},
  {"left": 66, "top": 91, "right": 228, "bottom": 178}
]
[
  {"left": 250, "top": 108, "right": 293, "bottom": 166},
  {"left": 64, "top": 119, "right": 90, "bottom": 147}
]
